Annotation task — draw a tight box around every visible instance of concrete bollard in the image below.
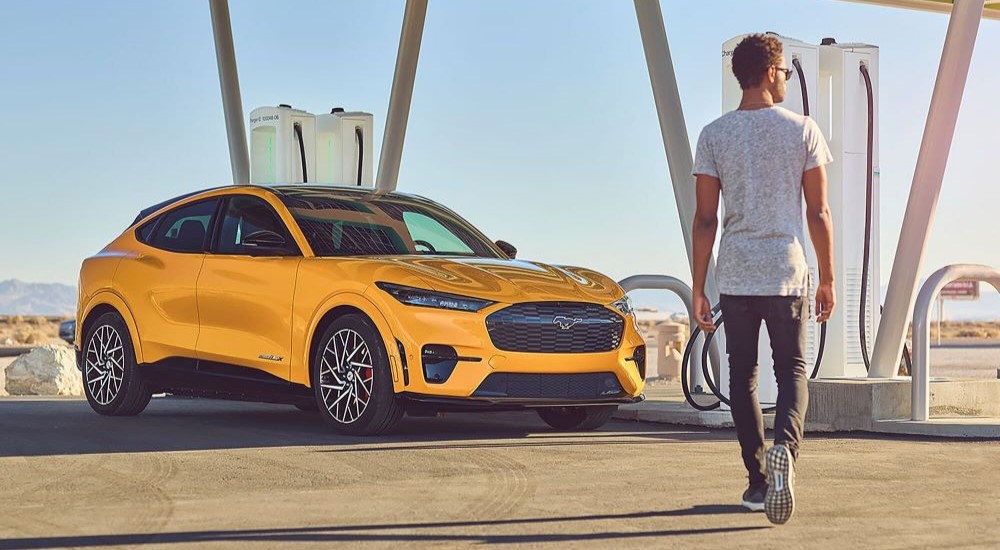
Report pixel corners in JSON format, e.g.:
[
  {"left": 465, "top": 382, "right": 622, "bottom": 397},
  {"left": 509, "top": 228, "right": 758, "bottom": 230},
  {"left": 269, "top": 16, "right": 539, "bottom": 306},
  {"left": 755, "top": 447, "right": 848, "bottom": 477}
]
[
  {"left": 656, "top": 321, "right": 686, "bottom": 379},
  {"left": 661, "top": 347, "right": 683, "bottom": 379}
]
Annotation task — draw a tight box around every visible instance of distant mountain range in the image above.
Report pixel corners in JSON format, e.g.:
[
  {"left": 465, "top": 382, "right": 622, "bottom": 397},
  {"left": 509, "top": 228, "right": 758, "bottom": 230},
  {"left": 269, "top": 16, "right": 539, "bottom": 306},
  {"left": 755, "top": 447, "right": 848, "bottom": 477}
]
[{"left": 0, "top": 280, "right": 76, "bottom": 316}]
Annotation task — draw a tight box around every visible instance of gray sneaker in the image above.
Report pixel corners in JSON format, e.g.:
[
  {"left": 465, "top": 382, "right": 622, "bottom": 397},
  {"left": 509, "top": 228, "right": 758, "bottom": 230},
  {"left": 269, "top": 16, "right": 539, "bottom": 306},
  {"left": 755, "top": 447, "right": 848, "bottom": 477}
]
[
  {"left": 764, "top": 444, "right": 796, "bottom": 524},
  {"left": 741, "top": 482, "right": 767, "bottom": 512}
]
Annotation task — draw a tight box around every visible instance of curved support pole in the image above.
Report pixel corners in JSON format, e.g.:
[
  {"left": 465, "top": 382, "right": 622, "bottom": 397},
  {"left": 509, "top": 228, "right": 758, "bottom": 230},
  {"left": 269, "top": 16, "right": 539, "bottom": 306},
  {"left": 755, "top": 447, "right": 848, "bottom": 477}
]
[
  {"left": 618, "top": 274, "right": 722, "bottom": 385},
  {"left": 209, "top": 0, "right": 250, "bottom": 185},
  {"left": 633, "top": 0, "right": 719, "bottom": 303},
  {"left": 911, "top": 264, "right": 1000, "bottom": 421},
  {"left": 376, "top": 0, "right": 427, "bottom": 193},
  {"left": 869, "top": 0, "right": 985, "bottom": 377}
]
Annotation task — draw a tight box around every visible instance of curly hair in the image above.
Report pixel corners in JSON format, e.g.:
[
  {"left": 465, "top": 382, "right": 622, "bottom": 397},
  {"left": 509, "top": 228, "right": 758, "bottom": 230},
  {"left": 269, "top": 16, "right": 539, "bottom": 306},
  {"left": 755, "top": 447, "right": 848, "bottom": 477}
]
[{"left": 732, "top": 34, "right": 784, "bottom": 90}]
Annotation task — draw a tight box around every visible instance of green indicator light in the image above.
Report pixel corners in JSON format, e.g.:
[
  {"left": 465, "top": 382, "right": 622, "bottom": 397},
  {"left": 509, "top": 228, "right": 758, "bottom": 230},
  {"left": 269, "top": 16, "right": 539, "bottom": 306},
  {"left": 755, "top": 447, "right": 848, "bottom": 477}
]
[{"left": 266, "top": 135, "right": 275, "bottom": 183}]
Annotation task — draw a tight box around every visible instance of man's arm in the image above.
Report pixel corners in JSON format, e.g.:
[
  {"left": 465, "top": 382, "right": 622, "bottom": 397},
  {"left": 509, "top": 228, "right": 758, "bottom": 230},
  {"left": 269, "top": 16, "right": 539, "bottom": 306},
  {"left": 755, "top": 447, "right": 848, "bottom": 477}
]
[
  {"left": 803, "top": 165, "right": 836, "bottom": 323},
  {"left": 692, "top": 174, "right": 721, "bottom": 332}
]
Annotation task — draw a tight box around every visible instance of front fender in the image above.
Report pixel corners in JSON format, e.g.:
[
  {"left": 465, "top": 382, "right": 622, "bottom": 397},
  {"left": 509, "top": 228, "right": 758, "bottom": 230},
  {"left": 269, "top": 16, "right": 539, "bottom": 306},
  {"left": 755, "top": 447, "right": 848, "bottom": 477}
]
[{"left": 295, "top": 291, "right": 402, "bottom": 391}]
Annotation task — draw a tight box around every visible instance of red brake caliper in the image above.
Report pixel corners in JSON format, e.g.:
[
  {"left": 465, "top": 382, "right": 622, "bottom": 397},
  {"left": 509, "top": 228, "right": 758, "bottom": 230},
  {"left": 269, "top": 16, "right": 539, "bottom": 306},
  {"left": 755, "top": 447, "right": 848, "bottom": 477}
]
[{"left": 361, "top": 367, "right": 373, "bottom": 400}]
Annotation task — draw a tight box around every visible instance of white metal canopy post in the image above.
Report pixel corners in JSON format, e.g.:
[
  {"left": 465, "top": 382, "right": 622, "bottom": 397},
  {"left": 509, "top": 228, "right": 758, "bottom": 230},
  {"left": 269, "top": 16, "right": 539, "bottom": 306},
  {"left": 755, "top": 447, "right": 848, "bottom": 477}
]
[
  {"left": 868, "top": 0, "right": 985, "bottom": 378},
  {"left": 633, "top": 0, "right": 719, "bottom": 302},
  {"left": 209, "top": 0, "right": 250, "bottom": 185},
  {"left": 376, "top": 0, "right": 428, "bottom": 193}
]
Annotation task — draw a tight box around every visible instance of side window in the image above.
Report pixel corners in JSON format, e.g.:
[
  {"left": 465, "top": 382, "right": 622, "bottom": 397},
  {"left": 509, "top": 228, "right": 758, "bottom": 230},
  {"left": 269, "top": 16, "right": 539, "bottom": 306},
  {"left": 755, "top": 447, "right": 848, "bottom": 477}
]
[
  {"left": 148, "top": 199, "right": 218, "bottom": 253},
  {"left": 403, "top": 211, "right": 474, "bottom": 255},
  {"left": 216, "top": 195, "right": 297, "bottom": 255}
]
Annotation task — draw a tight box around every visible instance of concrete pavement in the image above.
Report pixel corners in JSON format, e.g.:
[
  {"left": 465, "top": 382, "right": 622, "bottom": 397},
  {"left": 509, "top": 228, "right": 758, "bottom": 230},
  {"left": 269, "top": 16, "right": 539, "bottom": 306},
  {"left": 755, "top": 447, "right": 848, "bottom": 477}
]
[{"left": 0, "top": 396, "right": 998, "bottom": 549}]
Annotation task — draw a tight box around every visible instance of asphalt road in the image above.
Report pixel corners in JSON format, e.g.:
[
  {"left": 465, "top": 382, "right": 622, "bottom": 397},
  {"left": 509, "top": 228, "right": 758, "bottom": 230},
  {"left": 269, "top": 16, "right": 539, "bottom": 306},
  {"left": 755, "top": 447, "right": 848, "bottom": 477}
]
[{"left": 0, "top": 397, "right": 998, "bottom": 549}]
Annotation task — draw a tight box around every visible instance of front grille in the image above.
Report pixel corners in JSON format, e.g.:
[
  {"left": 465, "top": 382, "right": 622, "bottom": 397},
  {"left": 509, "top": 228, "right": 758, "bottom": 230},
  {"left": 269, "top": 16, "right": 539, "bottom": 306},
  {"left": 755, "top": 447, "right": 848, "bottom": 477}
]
[
  {"left": 486, "top": 302, "right": 624, "bottom": 353},
  {"left": 472, "top": 372, "right": 624, "bottom": 399}
]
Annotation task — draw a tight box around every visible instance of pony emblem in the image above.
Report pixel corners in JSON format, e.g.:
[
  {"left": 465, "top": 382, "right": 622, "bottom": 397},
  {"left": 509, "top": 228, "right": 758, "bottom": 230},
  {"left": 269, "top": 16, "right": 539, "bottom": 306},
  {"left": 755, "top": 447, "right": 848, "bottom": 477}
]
[{"left": 553, "top": 316, "right": 584, "bottom": 330}]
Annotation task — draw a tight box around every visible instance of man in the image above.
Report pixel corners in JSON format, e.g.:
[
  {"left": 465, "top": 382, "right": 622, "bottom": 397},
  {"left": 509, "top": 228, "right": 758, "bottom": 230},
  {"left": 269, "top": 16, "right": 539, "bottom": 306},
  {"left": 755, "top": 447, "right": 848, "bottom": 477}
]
[{"left": 691, "top": 34, "right": 835, "bottom": 525}]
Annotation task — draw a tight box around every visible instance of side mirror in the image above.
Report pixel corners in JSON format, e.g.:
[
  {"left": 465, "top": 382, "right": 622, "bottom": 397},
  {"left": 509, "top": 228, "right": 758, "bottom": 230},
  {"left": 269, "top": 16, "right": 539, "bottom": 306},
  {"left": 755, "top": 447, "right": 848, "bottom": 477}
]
[
  {"left": 496, "top": 240, "right": 517, "bottom": 260},
  {"left": 243, "top": 230, "right": 287, "bottom": 252}
]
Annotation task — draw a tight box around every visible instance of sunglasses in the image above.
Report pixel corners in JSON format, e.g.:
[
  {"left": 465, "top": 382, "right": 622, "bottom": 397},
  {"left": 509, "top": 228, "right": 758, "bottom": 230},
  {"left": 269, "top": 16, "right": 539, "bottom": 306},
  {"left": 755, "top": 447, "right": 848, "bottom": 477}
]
[{"left": 774, "top": 66, "right": 794, "bottom": 80}]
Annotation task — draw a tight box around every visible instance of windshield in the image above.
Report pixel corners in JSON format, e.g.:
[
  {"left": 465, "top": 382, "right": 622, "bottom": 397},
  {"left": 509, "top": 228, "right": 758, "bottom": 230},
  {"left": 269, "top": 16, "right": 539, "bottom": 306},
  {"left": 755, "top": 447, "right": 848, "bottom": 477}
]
[{"left": 278, "top": 190, "right": 504, "bottom": 259}]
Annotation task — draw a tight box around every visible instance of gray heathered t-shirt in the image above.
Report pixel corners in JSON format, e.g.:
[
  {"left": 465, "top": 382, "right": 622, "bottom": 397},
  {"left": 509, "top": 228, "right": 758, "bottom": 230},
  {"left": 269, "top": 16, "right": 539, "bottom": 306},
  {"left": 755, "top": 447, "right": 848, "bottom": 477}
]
[{"left": 693, "top": 106, "right": 832, "bottom": 296}]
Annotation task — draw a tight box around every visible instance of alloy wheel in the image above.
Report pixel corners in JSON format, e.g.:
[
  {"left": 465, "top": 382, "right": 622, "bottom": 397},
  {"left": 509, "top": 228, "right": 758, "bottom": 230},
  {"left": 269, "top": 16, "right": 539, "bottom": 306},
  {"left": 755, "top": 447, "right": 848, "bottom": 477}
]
[
  {"left": 85, "top": 324, "right": 125, "bottom": 406},
  {"left": 319, "top": 328, "right": 375, "bottom": 424}
]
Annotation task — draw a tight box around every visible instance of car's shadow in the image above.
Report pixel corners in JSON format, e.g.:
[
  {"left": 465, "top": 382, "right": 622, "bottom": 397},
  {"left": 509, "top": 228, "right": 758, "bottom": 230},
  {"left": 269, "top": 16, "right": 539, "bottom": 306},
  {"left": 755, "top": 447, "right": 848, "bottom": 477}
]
[
  {"left": 0, "top": 505, "right": 764, "bottom": 549},
  {"left": 0, "top": 395, "right": 736, "bottom": 458}
]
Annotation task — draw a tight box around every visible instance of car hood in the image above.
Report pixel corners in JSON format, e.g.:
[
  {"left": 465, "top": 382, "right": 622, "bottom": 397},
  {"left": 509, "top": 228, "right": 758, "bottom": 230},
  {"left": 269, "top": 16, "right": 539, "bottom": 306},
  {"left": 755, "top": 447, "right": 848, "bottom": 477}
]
[{"left": 378, "top": 256, "right": 624, "bottom": 304}]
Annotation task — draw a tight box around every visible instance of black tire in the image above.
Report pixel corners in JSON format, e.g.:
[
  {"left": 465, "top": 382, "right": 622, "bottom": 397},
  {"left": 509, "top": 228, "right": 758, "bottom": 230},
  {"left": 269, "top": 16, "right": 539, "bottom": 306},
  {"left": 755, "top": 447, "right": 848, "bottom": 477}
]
[
  {"left": 312, "top": 314, "right": 403, "bottom": 435},
  {"left": 82, "top": 311, "right": 152, "bottom": 416},
  {"left": 536, "top": 406, "right": 617, "bottom": 431}
]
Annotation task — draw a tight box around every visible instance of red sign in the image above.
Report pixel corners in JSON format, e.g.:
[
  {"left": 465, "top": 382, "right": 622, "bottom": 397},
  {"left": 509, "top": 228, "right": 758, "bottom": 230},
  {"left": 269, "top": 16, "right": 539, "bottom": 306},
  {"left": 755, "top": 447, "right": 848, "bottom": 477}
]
[{"left": 940, "top": 280, "right": 979, "bottom": 301}]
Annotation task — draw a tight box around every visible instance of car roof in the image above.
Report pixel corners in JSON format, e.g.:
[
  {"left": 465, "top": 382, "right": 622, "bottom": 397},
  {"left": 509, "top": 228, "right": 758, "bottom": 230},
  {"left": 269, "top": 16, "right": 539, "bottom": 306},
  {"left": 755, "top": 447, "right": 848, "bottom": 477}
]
[
  {"left": 132, "top": 186, "right": 228, "bottom": 226},
  {"left": 132, "top": 184, "right": 433, "bottom": 226},
  {"left": 267, "top": 185, "right": 432, "bottom": 205}
]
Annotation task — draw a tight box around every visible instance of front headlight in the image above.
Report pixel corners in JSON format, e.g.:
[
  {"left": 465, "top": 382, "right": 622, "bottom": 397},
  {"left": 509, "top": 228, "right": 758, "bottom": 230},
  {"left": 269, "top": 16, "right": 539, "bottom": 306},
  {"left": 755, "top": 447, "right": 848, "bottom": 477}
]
[
  {"left": 376, "top": 282, "right": 495, "bottom": 312},
  {"left": 610, "top": 295, "right": 634, "bottom": 316}
]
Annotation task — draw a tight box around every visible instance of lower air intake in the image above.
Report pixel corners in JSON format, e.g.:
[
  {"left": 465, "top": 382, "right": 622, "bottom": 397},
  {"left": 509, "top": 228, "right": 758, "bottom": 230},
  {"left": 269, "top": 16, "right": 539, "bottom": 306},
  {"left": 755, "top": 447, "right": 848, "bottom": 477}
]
[{"left": 472, "top": 372, "right": 624, "bottom": 399}]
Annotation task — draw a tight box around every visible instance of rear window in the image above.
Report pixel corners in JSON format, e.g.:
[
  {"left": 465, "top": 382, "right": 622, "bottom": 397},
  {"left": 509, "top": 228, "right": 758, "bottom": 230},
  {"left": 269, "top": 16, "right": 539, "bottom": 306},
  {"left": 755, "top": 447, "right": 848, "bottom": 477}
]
[{"left": 147, "top": 199, "right": 218, "bottom": 253}]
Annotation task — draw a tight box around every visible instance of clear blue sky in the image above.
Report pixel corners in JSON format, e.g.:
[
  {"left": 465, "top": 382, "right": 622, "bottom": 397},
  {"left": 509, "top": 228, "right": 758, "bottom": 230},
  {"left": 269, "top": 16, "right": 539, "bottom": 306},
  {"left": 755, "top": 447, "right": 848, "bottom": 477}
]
[{"left": 1, "top": 0, "right": 997, "bottom": 305}]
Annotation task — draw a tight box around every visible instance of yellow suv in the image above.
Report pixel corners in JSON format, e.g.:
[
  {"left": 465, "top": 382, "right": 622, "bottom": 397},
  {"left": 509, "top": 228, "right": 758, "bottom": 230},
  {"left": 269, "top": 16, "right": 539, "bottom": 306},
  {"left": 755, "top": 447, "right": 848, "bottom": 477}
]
[{"left": 76, "top": 185, "right": 646, "bottom": 434}]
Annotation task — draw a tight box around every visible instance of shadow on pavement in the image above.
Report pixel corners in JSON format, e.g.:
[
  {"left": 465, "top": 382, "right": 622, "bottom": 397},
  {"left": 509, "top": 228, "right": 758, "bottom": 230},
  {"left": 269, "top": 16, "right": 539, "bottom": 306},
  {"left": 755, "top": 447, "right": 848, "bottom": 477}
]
[
  {"left": 0, "top": 397, "right": 735, "bottom": 458},
  {"left": 0, "top": 506, "right": 765, "bottom": 549}
]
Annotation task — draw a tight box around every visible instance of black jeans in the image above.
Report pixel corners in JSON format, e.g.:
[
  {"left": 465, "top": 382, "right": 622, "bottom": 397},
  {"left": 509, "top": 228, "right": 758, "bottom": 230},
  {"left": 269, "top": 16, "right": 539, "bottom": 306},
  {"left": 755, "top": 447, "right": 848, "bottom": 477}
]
[{"left": 719, "top": 294, "right": 809, "bottom": 485}]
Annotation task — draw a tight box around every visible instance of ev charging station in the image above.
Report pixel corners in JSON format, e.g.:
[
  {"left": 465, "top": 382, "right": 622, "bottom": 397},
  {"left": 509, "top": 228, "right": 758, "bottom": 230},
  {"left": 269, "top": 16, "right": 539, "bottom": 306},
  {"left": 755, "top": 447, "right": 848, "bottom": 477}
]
[
  {"left": 249, "top": 104, "right": 374, "bottom": 186},
  {"left": 716, "top": 34, "right": 882, "bottom": 406},
  {"left": 816, "top": 40, "right": 881, "bottom": 378}
]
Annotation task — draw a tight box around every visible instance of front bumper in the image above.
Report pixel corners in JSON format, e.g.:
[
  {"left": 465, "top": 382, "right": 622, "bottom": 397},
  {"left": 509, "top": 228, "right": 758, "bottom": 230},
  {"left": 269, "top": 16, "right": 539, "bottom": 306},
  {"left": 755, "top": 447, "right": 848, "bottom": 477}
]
[{"left": 374, "top": 295, "right": 648, "bottom": 401}]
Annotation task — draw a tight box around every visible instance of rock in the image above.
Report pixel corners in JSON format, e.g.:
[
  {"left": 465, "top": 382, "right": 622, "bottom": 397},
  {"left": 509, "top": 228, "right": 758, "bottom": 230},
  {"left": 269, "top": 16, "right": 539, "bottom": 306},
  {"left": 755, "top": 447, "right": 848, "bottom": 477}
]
[
  {"left": 5, "top": 345, "right": 82, "bottom": 396},
  {"left": 0, "top": 359, "right": 8, "bottom": 397}
]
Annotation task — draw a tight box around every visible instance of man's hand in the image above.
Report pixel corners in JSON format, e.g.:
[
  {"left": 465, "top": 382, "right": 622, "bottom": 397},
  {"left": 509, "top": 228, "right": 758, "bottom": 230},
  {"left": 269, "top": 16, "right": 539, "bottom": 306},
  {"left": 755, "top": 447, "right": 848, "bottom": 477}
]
[
  {"left": 815, "top": 282, "right": 836, "bottom": 323},
  {"left": 693, "top": 293, "right": 716, "bottom": 333}
]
